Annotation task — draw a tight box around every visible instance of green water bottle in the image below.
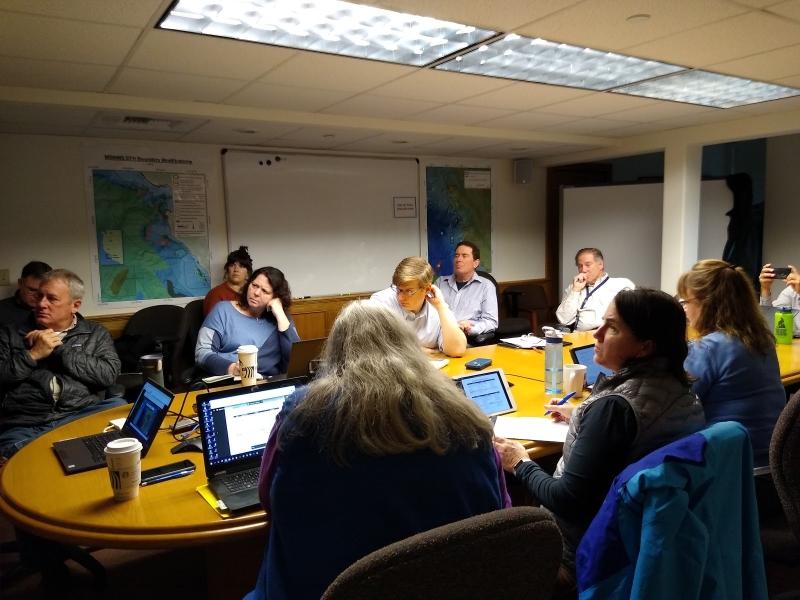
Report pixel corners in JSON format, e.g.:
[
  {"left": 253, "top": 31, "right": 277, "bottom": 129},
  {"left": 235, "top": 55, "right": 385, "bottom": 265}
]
[{"left": 775, "top": 307, "right": 793, "bottom": 345}]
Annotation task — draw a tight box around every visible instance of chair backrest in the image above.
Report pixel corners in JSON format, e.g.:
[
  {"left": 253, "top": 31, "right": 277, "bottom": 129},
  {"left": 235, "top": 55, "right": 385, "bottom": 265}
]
[
  {"left": 321, "top": 507, "right": 562, "bottom": 600},
  {"left": 505, "top": 283, "right": 557, "bottom": 335},
  {"left": 122, "top": 305, "right": 188, "bottom": 387},
  {"left": 771, "top": 389, "right": 800, "bottom": 544},
  {"left": 181, "top": 299, "right": 205, "bottom": 366}
]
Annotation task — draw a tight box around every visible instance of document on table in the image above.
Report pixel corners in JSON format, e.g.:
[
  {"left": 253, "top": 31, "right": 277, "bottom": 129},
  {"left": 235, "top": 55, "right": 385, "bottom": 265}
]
[
  {"left": 499, "top": 336, "right": 545, "bottom": 349},
  {"left": 493, "top": 416, "right": 569, "bottom": 443}
]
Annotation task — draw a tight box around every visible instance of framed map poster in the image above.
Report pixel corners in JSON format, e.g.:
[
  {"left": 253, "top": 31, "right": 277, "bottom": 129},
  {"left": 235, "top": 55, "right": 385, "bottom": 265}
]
[{"left": 83, "top": 145, "right": 212, "bottom": 307}]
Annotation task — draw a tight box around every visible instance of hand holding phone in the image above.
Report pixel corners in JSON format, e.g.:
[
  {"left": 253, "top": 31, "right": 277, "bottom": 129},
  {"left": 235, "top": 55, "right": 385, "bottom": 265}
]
[
  {"left": 772, "top": 267, "right": 792, "bottom": 280},
  {"left": 140, "top": 459, "right": 196, "bottom": 486}
]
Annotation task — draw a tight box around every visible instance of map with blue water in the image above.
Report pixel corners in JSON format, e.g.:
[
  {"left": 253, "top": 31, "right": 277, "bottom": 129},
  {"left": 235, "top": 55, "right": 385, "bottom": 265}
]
[
  {"left": 426, "top": 166, "right": 492, "bottom": 277},
  {"left": 92, "top": 169, "right": 211, "bottom": 303}
]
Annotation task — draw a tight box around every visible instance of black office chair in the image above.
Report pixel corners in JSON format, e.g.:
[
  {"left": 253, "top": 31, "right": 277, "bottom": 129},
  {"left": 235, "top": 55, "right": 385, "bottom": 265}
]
[
  {"left": 469, "top": 271, "right": 531, "bottom": 346},
  {"left": 503, "top": 283, "right": 560, "bottom": 337}
]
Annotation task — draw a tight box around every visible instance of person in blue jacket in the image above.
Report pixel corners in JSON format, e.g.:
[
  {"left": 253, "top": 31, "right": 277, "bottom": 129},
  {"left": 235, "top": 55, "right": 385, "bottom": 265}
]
[{"left": 244, "top": 300, "right": 510, "bottom": 600}]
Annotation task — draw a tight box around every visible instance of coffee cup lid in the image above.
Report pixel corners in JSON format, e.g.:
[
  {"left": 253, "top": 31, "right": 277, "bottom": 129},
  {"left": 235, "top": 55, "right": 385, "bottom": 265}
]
[
  {"left": 237, "top": 345, "right": 258, "bottom": 353},
  {"left": 105, "top": 437, "right": 143, "bottom": 454}
]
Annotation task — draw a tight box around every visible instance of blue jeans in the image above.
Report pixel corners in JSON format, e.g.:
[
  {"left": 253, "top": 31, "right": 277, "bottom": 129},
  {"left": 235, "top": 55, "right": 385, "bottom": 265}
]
[{"left": 0, "top": 397, "right": 128, "bottom": 459}]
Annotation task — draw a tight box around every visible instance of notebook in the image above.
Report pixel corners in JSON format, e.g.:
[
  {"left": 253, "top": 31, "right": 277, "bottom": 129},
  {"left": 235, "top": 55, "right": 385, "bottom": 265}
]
[
  {"left": 53, "top": 378, "right": 173, "bottom": 474},
  {"left": 196, "top": 377, "right": 307, "bottom": 513},
  {"left": 452, "top": 368, "right": 517, "bottom": 417},
  {"left": 569, "top": 344, "right": 613, "bottom": 388},
  {"left": 286, "top": 338, "right": 326, "bottom": 379}
]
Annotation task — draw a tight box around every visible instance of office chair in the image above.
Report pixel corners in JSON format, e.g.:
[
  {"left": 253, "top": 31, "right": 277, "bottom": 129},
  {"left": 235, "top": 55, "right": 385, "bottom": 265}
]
[
  {"left": 117, "top": 305, "right": 189, "bottom": 388},
  {"left": 470, "top": 271, "right": 531, "bottom": 346},
  {"left": 321, "top": 507, "right": 562, "bottom": 600},
  {"left": 504, "top": 283, "right": 559, "bottom": 337},
  {"left": 761, "top": 390, "right": 800, "bottom": 597}
]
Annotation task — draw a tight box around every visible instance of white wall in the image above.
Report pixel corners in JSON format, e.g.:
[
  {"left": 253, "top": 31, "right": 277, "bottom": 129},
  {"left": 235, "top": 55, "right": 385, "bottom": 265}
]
[
  {"left": 764, "top": 133, "right": 800, "bottom": 267},
  {"left": 0, "top": 133, "right": 546, "bottom": 315}
]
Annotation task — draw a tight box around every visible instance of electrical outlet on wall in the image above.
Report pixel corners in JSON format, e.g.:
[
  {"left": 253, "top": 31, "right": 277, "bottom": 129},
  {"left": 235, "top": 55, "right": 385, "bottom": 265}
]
[{"left": 0, "top": 269, "right": 10, "bottom": 286}]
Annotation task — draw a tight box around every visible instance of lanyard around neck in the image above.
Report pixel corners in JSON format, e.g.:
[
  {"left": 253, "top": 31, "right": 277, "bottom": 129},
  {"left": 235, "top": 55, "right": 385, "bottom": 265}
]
[{"left": 579, "top": 275, "right": 608, "bottom": 310}]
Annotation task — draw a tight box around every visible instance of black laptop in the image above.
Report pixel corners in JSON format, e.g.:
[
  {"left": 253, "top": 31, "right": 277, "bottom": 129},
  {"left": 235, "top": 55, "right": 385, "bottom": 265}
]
[
  {"left": 196, "top": 377, "right": 307, "bottom": 513},
  {"left": 286, "top": 338, "right": 326, "bottom": 379},
  {"left": 569, "top": 344, "right": 613, "bottom": 389},
  {"left": 53, "top": 379, "right": 173, "bottom": 474}
]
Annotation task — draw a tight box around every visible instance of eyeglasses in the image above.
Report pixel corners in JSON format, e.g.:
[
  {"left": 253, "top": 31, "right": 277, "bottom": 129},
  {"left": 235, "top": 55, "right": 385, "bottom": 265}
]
[
  {"left": 391, "top": 284, "right": 423, "bottom": 298},
  {"left": 678, "top": 298, "right": 695, "bottom": 307}
]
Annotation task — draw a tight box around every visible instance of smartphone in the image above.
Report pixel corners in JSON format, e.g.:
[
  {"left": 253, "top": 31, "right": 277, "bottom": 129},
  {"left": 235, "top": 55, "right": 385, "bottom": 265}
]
[
  {"left": 772, "top": 267, "right": 792, "bottom": 280},
  {"left": 465, "top": 358, "right": 493, "bottom": 371},
  {"left": 140, "top": 459, "right": 196, "bottom": 486}
]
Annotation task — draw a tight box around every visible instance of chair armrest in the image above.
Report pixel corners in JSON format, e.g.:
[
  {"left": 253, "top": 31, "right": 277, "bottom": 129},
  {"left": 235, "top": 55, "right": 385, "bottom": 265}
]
[
  {"left": 106, "top": 384, "right": 126, "bottom": 399},
  {"left": 472, "top": 332, "right": 495, "bottom": 345}
]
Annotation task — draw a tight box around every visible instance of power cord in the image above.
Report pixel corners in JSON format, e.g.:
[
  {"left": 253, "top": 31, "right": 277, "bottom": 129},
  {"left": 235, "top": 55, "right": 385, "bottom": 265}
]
[{"left": 169, "top": 381, "right": 209, "bottom": 442}]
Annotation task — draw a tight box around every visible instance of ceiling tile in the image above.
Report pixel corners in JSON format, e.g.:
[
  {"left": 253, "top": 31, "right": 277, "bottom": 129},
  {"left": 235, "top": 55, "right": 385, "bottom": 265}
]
[
  {"left": 108, "top": 68, "right": 248, "bottom": 103},
  {"left": 415, "top": 138, "right": 507, "bottom": 153},
  {"left": 459, "top": 140, "right": 566, "bottom": 158},
  {"left": 405, "top": 105, "right": 517, "bottom": 125},
  {"left": 601, "top": 101, "right": 719, "bottom": 123},
  {"left": 533, "top": 144, "right": 596, "bottom": 157},
  {"left": 0, "top": 12, "right": 140, "bottom": 65},
  {"left": 321, "top": 95, "right": 443, "bottom": 119},
  {"left": 275, "top": 126, "right": 381, "bottom": 148},
  {"left": 777, "top": 74, "right": 800, "bottom": 87},
  {"left": 626, "top": 11, "right": 800, "bottom": 67},
  {"left": 0, "top": 103, "right": 97, "bottom": 126},
  {"left": 178, "top": 120, "right": 301, "bottom": 144},
  {"left": 459, "top": 82, "right": 592, "bottom": 111},
  {"left": 708, "top": 44, "right": 800, "bottom": 81},
  {"left": 0, "top": 122, "right": 87, "bottom": 136},
  {"left": 652, "top": 108, "right": 751, "bottom": 129},
  {"left": 767, "top": 0, "right": 800, "bottom": 20},
  {"left": 369, "top": 70, "right": 514, "bottom": 103},
  {"left": 333, "top": 132, "right": 450, "bottom": 152},
  {"left": 83, "top": 128, "right": 186, "bottom": 141},
  {"left": 535, "top": 92, "right": 659, "bottom": 117},
  {"left": 0, "top": 0, "right": 162, "bottom": 26},
  {"left": 731, "top": 0, "right": 787, "bottom": 7},
  {"left": 517, "top": 0, "right": 745, "bottom": 51},
  {"left": 475, "top": 111, "right": 578, "bottom": 130},
  {"left": 89, "top": 111, "right": 206, "bottom": 133},
  {"left": 0, "top": 56, "right": 116, "bottom": 92},
  {"left": 730, "top": 94, "right": 800, "bottom": 114},
  {"left": 539, "top": 117, "right": 637, "bottom": 134},
  {"left": 223, "top": 82, "right": 352, "bottom": 112},
  {"left": 591, "top": 121, "right": 675, "bottom": 137},
  {"left": 374, "top": 0, "right": 583, "bottom": 33},
  {"left": 259, "top": 52, "right": 415, "bottom": 94},
  {"left": 127, "top": 30, "right": 297, "bottom": 81}
]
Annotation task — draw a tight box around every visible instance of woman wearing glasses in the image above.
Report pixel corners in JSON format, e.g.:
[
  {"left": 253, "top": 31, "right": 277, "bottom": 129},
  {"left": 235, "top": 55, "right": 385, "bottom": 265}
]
[
  {"left": 244, "top": 301, "right": 508, "bottom": 600},
  {"left": 370, "top": 256, "right": 467, "bottom": 357},
  {"left": 678, "top": 260, "right": 784, "bottom": 470}
]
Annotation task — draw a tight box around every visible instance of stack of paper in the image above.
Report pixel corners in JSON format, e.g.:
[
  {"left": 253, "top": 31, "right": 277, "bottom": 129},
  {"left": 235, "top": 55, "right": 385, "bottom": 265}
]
[
  {"left": 493, "top": 416, "right": 569, "bottom": 442},
  {"left": 500, "top": 336, "right": 545, "bottom": 349}
]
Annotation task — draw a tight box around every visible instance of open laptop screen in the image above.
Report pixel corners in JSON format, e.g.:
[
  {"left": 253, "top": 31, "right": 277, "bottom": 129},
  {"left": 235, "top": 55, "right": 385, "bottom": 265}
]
[
  {"left": 123, "top": 379, "right": 173, "bottom": 446},
  {"left": 199, "top": 383, "right": 300, "bottom": 469},
  {"left": 569, "top": 344, "right": 613, "bottom": 387},
  {"left": 453, "top": 368, "right": 516, "bottom": 417}
]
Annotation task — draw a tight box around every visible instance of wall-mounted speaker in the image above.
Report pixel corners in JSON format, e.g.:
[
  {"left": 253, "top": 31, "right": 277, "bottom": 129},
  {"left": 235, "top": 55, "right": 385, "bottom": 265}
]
[{"left": 513, "top": 158, "right": 533, "bottom": 184}]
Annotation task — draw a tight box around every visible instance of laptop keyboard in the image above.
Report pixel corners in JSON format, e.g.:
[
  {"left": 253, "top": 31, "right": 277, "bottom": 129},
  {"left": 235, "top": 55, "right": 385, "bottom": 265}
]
[
  {"left": 219, "top": 469, "right": 259, "bottom": 493},
  {"left": 83, "top": 432, "right": 122, "bottom": 463}
]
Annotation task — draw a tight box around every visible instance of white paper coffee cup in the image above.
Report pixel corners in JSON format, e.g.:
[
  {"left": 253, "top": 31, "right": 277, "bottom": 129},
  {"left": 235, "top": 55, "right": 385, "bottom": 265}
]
[
  {"left": 564, "top": 364, "right": 587, "bottom": 399},
  {"left": 105, "top": 438, "right": 143, "bottom": 502},
  {"left": 238, "top": 344, "right": 259, "bottom": 386}
]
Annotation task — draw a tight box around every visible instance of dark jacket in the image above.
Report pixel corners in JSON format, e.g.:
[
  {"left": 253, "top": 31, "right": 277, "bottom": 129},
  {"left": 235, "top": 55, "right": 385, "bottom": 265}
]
[
  {"left": 0, "top": 292, "right": 33, "bottom": 328},
  {"left": 0, "top": 313, "right": 121, "bottom": 429}
]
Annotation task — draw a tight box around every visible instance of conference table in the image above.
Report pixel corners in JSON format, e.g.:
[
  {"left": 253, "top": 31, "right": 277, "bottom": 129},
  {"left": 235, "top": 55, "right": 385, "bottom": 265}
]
[{"left": 1, "top": 332, "right": 798, "bottom": 597}]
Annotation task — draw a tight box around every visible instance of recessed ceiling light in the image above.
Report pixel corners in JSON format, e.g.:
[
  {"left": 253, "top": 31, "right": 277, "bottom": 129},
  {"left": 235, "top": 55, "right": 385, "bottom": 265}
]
[
  {"left": 323, "top": 134, "right": 336, "bottom": 138},
  {"left": 437, "top": 34, "right": 685, "bottom": 91},
  {"left": 158, "top": 0, "right": 497, "bottom": 68},
  {"left": 626, "top": 14, "right": 651, "bottom": 23},
  {"left": 613, "top": 70, "right": 800, "bottom": 108}
]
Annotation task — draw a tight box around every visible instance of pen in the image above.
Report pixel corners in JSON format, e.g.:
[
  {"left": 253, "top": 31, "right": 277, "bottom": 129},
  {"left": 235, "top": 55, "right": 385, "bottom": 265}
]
[
  {"left": 140, "top": 469, "right": 195, "bottom": 486},
  {"left": 544, "top": 391, "right": 576, "bottom": 416}
]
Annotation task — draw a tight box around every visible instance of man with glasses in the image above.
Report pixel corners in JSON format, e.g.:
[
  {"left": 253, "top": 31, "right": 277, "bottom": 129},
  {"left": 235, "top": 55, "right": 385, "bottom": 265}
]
[
  {"left": 438, "top": 241, "right": 498, "bottom": 337},
  {"left": 0, "top": 261, "right": 52, "bottom": 327},
  {"left": 371, "top": 256, "right": 466, "bottom": 357}
]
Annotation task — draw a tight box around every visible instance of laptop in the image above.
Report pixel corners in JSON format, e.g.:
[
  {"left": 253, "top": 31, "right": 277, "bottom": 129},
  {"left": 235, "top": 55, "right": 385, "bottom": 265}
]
[
  {"left": 569, "top": 344, "right": 613, "bottom": 389},
  {"left": 286, "top": 338, "right": 326, "bottom": 379},
  {"left": 761, "top": 306, "right": 800, "bottom": 336},
  {"left": 452, "top": 368, "right": 517, "bottom": 417},
  {"left": 196, "top": 377, "right": 307, "bottom": 513},
  {"left": 53, "top": 378, "right": 173, "bottom": 474}
]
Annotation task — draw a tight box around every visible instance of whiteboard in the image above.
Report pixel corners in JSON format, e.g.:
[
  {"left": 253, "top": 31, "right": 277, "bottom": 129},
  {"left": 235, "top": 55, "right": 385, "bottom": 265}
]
[
  {"left": 560, "top": 180, "right": 733, "bottom": 293},
  {"left": 223, "top": 151, "right": 420, "bottom": 297}
]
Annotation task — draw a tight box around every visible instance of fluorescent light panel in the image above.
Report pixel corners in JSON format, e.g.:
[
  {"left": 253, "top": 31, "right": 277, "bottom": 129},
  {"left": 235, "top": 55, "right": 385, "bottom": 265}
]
[
  {"left": 612, "top": 70, "right": 800, "bottom": 108},
  {"left": 435, "top": 34, "right": 686, "bottom": 91},
  {"left": 158, "top": 0, "right": 497, "bottom": 67}
]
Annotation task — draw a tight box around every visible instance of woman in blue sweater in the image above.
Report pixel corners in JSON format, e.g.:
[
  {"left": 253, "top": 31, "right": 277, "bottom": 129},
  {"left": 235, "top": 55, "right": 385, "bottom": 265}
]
[
  {"left": 195, "top": 266, "right": 299, "bottom": 378},
  {"left": 244, "top": 301, "right": 509, "bottom": 600},
  {"left": 678, "top": 259, "right": 785, "bottom": 470}
]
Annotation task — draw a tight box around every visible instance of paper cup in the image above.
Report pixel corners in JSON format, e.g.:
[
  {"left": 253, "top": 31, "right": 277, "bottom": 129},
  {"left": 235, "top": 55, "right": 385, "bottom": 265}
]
[
  {"left": 564, "top": 364, "right": 587, "bottom": 399},
  {"left": 104, "top": 438, "right": 143, "bottom": 502},
  {"left": 238, "top": 344, "right": 258, "bottom": 386}
]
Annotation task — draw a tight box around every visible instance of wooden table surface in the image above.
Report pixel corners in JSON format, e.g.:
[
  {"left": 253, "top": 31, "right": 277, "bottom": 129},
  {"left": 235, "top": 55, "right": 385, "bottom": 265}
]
[{"left": 1, "top": 330, "right": 797, "bottom": 551}]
